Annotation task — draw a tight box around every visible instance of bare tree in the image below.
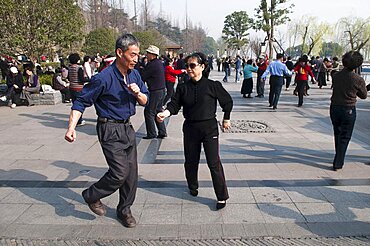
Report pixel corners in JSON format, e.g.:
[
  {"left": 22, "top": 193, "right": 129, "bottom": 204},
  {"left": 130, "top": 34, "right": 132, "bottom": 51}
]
[
  {"left": 254, "top": 0, "right": 294, "bottom": 58},
  {"left": 249, "top": 36, "right": 263, "bottom": 57},
  {"left": 337, "top": 16, "right": 370, "bottom": 52}
]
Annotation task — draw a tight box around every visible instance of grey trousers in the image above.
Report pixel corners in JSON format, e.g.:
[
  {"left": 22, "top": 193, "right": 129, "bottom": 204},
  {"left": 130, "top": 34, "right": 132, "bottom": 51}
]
[{"left": 82, "top": 121, "right": 138, "bottom": 215}]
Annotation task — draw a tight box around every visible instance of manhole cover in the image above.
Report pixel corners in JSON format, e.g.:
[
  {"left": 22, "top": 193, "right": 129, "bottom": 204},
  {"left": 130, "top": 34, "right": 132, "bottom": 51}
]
[{"left": 219, "top": 120, "right": 275, "bottom": 133}]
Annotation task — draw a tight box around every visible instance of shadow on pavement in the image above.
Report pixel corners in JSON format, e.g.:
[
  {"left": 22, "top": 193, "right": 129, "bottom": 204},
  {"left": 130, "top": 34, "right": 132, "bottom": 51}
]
[{"left": 0, "top": 168, "right": 95, "bottom": 221}]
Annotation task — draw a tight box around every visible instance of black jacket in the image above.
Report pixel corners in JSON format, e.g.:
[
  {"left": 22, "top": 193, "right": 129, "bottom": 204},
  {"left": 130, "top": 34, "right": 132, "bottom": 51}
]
[
  {"left": 6, "top": 73, "right": 24, "bottom": 93},
  {"left": 166, "top": 77, "right": 233, "bottom": 121},
  {"left": 141, "top": 58, "right": 165, "bottom": 91}
]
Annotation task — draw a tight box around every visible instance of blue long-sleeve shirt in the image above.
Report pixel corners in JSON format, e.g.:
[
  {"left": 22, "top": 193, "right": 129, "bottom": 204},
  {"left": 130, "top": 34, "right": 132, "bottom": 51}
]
[
  {"left": 261, "top": 60, "right": 292, "bottom": 79},
  {"left": 71, "top": 61, "right": 149, "bottom": 121}
]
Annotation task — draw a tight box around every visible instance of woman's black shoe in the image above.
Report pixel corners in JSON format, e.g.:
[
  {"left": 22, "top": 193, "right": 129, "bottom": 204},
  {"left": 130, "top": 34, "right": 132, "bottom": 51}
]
[
  {"left": 216, "top": 200, "right": 226, "bottom": 210},
  {"left": 189, "top": 189, "right": 198, "bottom": 196}
]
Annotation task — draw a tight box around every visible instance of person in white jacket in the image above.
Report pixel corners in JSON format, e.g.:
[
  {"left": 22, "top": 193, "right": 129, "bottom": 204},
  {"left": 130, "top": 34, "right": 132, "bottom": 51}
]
[{"left": 83, "top": 56, "right": 92, "bottom": 79}]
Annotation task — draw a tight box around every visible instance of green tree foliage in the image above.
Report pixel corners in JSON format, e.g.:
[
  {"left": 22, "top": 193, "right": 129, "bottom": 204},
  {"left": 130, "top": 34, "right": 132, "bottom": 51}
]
[
  {"left": 0, "top": 0, "right": 85, "bottom": 60},
  {"left": 254, "top": 0, "right": 294, "bottom": 58},
  {"left": 133, "top": 29, "right": 166, "bottom": 55},
  {"left": 222, "top": 11, "right": 253, "bottom": 50},
  {"left": 82, "top": 28, "right": 118, "bottom": 56},
  {"left": 320, "top": 42, "right": 344, "bottom": 58},
  {"left": 202, "top": 37, "right": 218, "bottom": 56}
]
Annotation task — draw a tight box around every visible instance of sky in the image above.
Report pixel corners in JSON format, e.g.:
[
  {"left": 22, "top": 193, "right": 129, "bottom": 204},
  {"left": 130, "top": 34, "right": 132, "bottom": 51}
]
[{"left": 124, "top": 0, "right": 370, "bottom": 40}]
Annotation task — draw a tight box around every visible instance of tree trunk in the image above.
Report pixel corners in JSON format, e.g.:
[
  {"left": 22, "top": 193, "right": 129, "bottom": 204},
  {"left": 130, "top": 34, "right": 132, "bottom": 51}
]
[{"left": 301, "top": 26, "right": 308, "bottom": 55}]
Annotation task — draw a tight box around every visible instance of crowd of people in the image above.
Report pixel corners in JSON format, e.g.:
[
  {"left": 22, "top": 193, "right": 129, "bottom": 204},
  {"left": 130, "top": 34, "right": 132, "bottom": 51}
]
[
  {"left": 215, "top": 53, "right": 364, "bottom": 110},
  {"left": 1, "top": 33, "right": 369, "bottom": 229}
]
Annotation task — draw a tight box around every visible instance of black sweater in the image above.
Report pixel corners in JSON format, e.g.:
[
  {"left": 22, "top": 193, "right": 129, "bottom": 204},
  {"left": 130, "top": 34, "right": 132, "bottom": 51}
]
[
  {"left": 141, "top": 58, "right": 165, "bottom": 91},
  {"left": 166, "top": 77, "right": 233, "bottom": 121}
]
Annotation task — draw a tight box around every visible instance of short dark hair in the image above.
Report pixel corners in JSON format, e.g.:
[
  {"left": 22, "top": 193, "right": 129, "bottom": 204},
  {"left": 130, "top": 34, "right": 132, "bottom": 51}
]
[
  {"left": 68, "top": 53, "right": 81, "bottom": 64},
  {"left": 246, "top": 59, "right": 253, "bottom": 65},
  {"left": 25, "top": 66, "right": 33, "bottom": 72},
  {"left": 276, "top": 53, "right": 284, "bottom": 60},
  {"left": 301, "top": 55, "right": 308, "bottom": 63},
  {"left": 115, "top": 33, "right": 139, "bottom": 53},
  {"left": 83, "top": 56, "right": 90, "bottom": 63},
  {"left": 164, "top": 57, "right": 172, "bottom": 66},
  {"left": 342, "top": 51, "right": 363, "bottom": 70}
]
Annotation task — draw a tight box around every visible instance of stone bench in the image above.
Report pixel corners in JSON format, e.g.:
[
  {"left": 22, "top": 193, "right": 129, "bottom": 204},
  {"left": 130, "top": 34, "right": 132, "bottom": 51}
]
[
  {"left": 30, "top": 91, "right": 62, "bottom": 105},
  {"left": 1, "top": 84, "right": 62, "bottom": 106}
]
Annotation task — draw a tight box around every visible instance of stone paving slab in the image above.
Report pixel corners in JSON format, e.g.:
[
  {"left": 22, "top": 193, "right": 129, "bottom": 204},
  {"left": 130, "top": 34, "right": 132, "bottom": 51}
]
[{"left": 0, "top": 70, "right": 369, "bottom": 242}]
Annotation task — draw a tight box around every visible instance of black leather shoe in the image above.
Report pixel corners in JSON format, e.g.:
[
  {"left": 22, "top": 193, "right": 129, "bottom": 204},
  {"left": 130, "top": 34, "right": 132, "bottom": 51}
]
[
  {"left": 189, "top": 189, "right": 198, "bottom": 197},
  {"left": 143, "top": 136, "right": 155, "bottom": 139},
  {"left": 333, "top": 166, "right": 342, "bottom": 171},
  {"left": 82, "top": 190, "right": 106, "bottom": 216},
  {"left": 157, "top": 134, "right": 167, "bottom": 139},
  {"left": 216, "top": 200, "right": 226, "bottom": 210},
  {"left": 117, "top": 213, "right": 137, "bottom": 228}
]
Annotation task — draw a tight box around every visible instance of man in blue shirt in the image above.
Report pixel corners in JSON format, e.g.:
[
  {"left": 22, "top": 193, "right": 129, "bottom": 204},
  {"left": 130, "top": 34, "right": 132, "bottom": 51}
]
[
  {"left": 235, "top": 55, "right": 242, "bottom": 82},
  {"left": 262, "top": 53, "right": 292, "bottom": 110},
  {"left": 64, "top": 33, "right": 149, "bottom": 228}
]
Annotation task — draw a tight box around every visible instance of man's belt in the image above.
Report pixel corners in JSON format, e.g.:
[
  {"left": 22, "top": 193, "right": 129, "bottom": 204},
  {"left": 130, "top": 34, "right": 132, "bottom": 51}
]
[{"left": 97, "top": 117, "right": 130, "bottom": 124}]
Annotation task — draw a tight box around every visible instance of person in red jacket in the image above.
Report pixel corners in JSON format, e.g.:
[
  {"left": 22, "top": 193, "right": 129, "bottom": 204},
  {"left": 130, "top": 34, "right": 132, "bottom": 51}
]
[
  {"left": 293, "top": 55, "right": 316, "bottom": 107},
  {"left": 163, "top": 57, "right": 186, "bottom": 105}
]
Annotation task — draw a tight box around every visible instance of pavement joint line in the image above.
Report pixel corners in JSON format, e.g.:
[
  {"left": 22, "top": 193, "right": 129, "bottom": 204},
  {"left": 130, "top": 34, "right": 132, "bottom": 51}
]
[{"left": 1, "top": 179, "right": 370, "bottom": 188}]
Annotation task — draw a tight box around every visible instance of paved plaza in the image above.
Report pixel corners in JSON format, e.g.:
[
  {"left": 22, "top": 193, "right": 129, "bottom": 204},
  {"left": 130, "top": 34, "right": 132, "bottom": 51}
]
[{"left": 0, "top": 70, "right": 369, "bottom": 245}]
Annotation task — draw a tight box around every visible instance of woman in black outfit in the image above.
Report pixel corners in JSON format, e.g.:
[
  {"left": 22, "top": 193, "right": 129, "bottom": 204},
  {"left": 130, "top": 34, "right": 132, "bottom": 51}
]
[
  {"left": 157, "top": 52, "right": 233, "bottom": 209},
  {"left": 330, "top": 51, "right": 368, "bottom": 171}
]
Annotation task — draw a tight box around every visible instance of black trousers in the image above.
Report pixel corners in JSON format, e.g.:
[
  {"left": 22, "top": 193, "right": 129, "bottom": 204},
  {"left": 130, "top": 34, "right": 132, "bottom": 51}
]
[
  {"left": 285, "top": 76, "right": 292, "bottom": 89},
  {"left": 296, "top": 80, "right": 308, "bottom": 106},
  {"left": 330, "top": 105, "right": 356, "bottom": 169},
  {"left": 268, "top": 76, "right": 284, "bottom": 108},
  {"left": 183, "top": 118, "right": 229, "bottom": 201},
  {"left": 163, "top": 81, "right": 175, "bottom": 105},
  {"left": 144, "top": 89, "right": 166, "bottom": 137},
  {"left": 82, "top": 121, "right": 138, "bottom": 215}
]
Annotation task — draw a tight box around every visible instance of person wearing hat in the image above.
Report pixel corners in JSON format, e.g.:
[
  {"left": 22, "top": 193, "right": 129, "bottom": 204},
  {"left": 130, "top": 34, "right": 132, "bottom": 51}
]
[
  {"left": 0, "top": 66, "right": 24, "bottom": 108},
  {"left": 141, "top": 45, "right": 167, "bottom": 139}
]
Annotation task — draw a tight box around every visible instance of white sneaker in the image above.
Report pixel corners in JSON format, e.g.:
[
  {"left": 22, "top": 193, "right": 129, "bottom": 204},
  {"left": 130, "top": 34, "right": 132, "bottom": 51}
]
[
  {"left": 285, "top": 88, "right": 289, "bottom": 91},
  {"left": 10, "top": 103, "right": 16, "bottom": 109},
  {"left": 0, "top": 96, "right": 6, "bottom": 101},
  {"left": 77, "top": 120, "right": 86, "bottom": 126}
]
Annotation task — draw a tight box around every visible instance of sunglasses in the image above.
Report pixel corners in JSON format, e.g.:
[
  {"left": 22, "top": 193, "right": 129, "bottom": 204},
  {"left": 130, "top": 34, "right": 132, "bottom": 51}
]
[{"left": 185, "top": 63, "right": 200, "bottom": 69}]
